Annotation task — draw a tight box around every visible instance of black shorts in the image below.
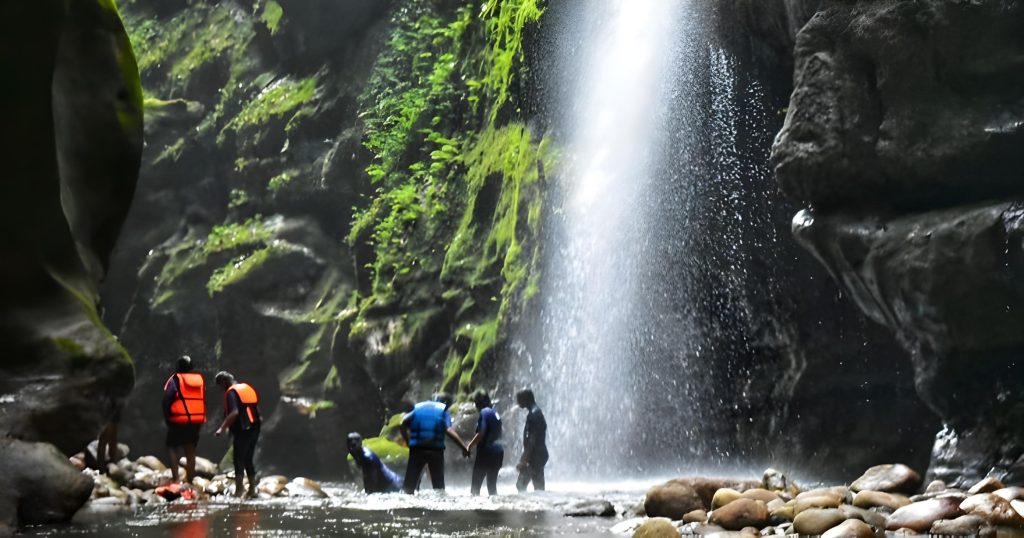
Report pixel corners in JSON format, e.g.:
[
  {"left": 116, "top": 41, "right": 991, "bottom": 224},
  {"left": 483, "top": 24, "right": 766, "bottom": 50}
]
[{"left": 165, "top": 424, "right": 201, "bottom": 447}]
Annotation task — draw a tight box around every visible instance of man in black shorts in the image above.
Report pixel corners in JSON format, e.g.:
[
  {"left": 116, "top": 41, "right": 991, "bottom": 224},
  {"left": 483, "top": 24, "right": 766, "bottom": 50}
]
[{"left": 162, "top": 355, "right": 206, "bottom": 483}]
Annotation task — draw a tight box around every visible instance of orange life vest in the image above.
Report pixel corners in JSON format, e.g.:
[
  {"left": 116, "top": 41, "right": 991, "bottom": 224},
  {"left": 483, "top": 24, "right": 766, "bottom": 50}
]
[
  {"left": 165, "top": 372, "right": 206, "bottom": 425},
  {"left": 225, "top": 383, "right": 259, "bottom": 428}
]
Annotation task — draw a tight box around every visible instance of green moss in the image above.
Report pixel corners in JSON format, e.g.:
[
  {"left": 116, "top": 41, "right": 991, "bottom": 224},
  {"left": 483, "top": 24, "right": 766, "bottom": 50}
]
[
  {"left": 206, "top": 246, "right": 273, "bottom": 295},
  {"left": 268, "top": 170, "right": 297, "bottom": 192},
  {"left": 345, "top": 436, "right": 409, "bottom": 467},
  {"left": 260, "top": 0, "right": 284, "bottom": 34},
  {"left": 204, "top": 216, "right": 271, "bottom": 254},
  {"left": 219, "top": 75, "right": 320, "bottom": 144}
]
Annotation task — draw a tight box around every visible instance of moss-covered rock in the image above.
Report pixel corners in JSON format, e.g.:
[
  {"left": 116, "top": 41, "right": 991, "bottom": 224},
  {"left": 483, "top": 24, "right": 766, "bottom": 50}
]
[{"left": 0, "top": 0, "right": 141, "bottom": 529}]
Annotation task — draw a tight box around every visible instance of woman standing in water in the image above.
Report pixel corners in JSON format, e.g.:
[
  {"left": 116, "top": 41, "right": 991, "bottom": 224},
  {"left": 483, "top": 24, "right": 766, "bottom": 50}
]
[{"left": 467, "top": 390, "right": 503, "bottom": 496}]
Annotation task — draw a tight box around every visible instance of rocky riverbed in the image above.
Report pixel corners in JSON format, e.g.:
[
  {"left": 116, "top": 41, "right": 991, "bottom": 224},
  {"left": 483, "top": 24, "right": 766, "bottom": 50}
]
[
  {"left": 628, "top": 465, "right": 1024, "bottom": 537},
  {"left": 61, "top": 449, "right": 1024, "bottom": 538}
]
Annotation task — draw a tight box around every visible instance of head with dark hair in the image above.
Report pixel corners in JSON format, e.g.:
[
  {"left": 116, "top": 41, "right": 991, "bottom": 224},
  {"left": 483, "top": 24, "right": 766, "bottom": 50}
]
[
  {"left": 214, "top": 371, "right": 235, "bottom": 388},
  {"left": 346, "top": 432, "right": 363, "bottom": 455},
  {"left": 471, "top": 389, "right": 491, "bottom": 410},
  {"left": 515, "top": 389, "right": 535, "bottom": 409},
  {"left": 433, "top": 392, "right": 453, "bottom": 410},
  {"left": 176, "top": 355, "right": 193, "bottom": 373}
]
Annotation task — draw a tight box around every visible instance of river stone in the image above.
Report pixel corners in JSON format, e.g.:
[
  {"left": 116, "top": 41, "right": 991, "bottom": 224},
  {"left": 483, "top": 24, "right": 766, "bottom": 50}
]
[
  {"left": 645, "top": 482, "right": 705, "bottom": 519},
  {"left": 692, "top": 524, "right": 726, "bottom": 535},
  {"left": 853, "top": 490, "right": 911, "bottom": 511},
  {"left": 192, "top": 457, "right": 219, "bottom": 478},
  {"left": 0, "top": 439, "right": 94, "bottom": 530},
  {"left": 683, "top": 509, "right": 708, "bottom": 523},
  {"left": 926, "top": 480, "right": 948, "bottom": 494},
  {"left": 970, "top": 478, "right": 1006, "bottom": 495},
  {"left": 258, "top": 476, "right": 288, "bottom": 497},
  {"left": 761, "top": 469, "right": 790, "bottom": 493},
  {"left": 286, "top": 477, "right": 327, "bottom": 498},
  {"left": 769, "top": 501, "right": 794, "bottom": 521},
  {"left": 709, "top": 499, "right": 769, "bottom": 530},
  {"left": 794, "top": 493, "right": 842, "bottom": 515},
  {"left": 565, "top": 500, "right": 615, "bottom": 517},
  {"left": 930, "top": 515, "right": 987, "bottom": 536},
  {"left": 960, "top": 493, "right": 1024, "bottom": 527},
  {"left": 136, "top": 456, "right": 166, "bottom": 472},
  {"left": 632, "top": 517, "right": 681, "bottom": 538},
  {"left": 886, "top": 496, "right": 963, "bottom": 532},
  {"left": 851, "top": 464, "right": 922, "bottom": 494},
  {"left": 713, "top": 489, "right": 743, "bottom": 510},
  {"left": 741, "top": 489, "right": 780, "bottom": 504},
  {"left": 821, "top": 518, "right": 875, "bottom": 538},
  {"left": 792, "top": 508, "right": 846, "bottom": 535},
  {"left": 997, "top": 488, "right": 1024, "bottom": 502},
  {"left": 839, "top": 504, "right": 888, "bottom": 530}
]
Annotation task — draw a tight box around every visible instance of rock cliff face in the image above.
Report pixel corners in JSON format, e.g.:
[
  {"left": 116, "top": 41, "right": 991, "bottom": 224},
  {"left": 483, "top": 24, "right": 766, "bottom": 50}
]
[
  {"left": 0, "top": 0, "right": 142, "bottom": 530},
  {"left": 773, "top": 0, "right": 1024, "bottom": 485},
  {"left": 108, "top": 0, "right": 551, "bottom": 476}
]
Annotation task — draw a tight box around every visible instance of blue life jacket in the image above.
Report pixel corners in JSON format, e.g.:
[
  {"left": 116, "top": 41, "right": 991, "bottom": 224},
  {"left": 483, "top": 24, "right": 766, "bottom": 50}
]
[{"left": 407, "top": 401, "right": 449, "bottom": 449}]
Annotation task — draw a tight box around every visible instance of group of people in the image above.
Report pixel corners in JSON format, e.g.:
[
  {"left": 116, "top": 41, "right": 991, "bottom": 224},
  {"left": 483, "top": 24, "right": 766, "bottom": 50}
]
[
  {"left": 162, "top": 356, "right": 262, "bottom": 497},
  {"left": 348, "top": 389, "right": 548, "bottom": 496},
  {"left": 159, "top": 355, "right": 549, "bottom": 498}
]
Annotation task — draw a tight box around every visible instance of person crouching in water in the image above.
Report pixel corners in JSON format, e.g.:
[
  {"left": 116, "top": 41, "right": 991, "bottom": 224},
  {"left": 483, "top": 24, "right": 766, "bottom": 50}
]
[
  {"left": 400, "top": 393, "right": 470, "bottom": 494},
  {"left": 162, "top": 355, "right": 205, "bottom": 483},
  {"left": 214, "top": 371, "right": 261, "bottom": 498},
  {"left": 467, "top": 390, "right": 503, "bottom": 496},
  {"left": 347, "top": 433, "right": 402, "bottom": 493}
]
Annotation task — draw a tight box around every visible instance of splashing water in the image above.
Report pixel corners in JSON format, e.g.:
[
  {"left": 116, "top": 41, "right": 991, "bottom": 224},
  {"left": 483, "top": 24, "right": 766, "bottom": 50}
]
[{"left": 523, "top": 0, "right": 783, "bottom": 480}]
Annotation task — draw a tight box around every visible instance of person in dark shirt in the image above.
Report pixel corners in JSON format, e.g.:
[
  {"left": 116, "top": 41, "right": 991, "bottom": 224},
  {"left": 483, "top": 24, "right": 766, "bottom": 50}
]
[
  {"left": 467, "top": 390, "right": 503, "bottom": 496},
  {"left": 515, "top": 389, "right": 548, "bottom": 492},
  {"left": 347, "top": 432, "right": 402, "bottom": 494},
  {"left": 214, "top": 371, "right": 261, "bottom": 498}
]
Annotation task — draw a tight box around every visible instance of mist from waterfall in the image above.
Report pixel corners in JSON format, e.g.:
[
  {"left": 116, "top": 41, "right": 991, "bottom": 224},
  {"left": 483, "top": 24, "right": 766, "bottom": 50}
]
[{"left": 521, "top": 0, "right": 782, "bottom": 480}]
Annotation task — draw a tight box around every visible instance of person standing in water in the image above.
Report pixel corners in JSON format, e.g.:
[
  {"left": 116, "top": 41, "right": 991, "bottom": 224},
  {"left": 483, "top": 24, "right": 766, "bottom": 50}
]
[
  {"left": 515, "top": 389, "right": 548, "bottom": 492},
  {"left": 467, "top": 390, "right": 503, "bottom": 496},
  {"left": 162, "top": 355, "right": 205, "bottom": 483},
  {"left": 347, "top": 432, "right": 402, "bottom": 493},
  {"left": 214, "top": 371, "right": 261, "bottom": 498},
  {"left": 400, "top": 393, "right": 470, "bottom": 493}
]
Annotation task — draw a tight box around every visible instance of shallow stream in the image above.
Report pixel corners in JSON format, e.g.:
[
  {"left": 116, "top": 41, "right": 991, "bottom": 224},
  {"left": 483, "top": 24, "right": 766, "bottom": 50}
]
[{"left": 20, "top": 482, "right": 651, "bottom": 537}]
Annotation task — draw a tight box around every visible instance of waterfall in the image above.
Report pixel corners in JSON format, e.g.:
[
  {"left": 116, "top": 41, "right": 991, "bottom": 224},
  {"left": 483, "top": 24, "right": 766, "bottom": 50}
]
[{"left": 521, "top": 0, "right": 781, "bottom": 480}]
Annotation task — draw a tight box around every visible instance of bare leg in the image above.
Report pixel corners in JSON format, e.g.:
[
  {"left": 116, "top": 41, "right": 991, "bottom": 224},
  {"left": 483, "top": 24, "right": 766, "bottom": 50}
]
[
  {"left": 167, "top": 447, "right": 180, "bottom": 482},
  {"left": 184, "top": 444, "right": 196, "bottom": 483}
]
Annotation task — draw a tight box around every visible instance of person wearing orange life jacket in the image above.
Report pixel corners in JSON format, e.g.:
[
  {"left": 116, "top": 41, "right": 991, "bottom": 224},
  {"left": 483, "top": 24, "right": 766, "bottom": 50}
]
[
  {"left": 162, "top": 355, "right": 206, "bottom": 483},
  {"left": 214, "top": 371, "right": 261, "bottom": 498}
]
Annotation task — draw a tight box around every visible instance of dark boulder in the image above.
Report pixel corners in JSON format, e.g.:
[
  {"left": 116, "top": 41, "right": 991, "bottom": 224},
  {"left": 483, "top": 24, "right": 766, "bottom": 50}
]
[
  {"left": 773, "top": 0, "right": 1024, "bottom": 485},
  {"left": 0, "top": 439, "right": 94, "bottom": 533}
]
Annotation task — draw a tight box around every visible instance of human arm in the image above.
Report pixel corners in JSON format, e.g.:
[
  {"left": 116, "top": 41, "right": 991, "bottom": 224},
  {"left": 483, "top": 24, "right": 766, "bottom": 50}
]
[
  {"left": 161, "top": 377, "right": 177, "bottom": 423},
  {"left": 446, "top": 428, "right": 471, "bottom": 457},
  {"left": 215, "top": 391, "right": 238, "bottom": 436}
]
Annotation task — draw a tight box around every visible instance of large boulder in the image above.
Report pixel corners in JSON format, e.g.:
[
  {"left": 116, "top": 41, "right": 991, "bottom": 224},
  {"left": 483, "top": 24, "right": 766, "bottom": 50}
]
[
  {"left": 772, "top": 0, "right": 1024, "bottom": 486},
  {"left": 0, "top": 439, "right": 94, "bottom": 532},
  {"left": 0, "top": 0, "right": 140, "bottom": 457}
]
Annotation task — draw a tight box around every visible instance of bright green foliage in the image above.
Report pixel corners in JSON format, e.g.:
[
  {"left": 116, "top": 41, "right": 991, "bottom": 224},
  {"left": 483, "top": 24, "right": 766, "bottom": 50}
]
[
  {"left": 204, "top": 216, "right": 272, "bottom": 254},
  {"left": 260, "top": 0, "right": 284, "bottom": 34},
  {"left": 219, "top": 76, "right": 320, "bottom": 143},
  {"left": 346, "top": 436, "right": 409, "bottom": 467},
  {"left": 471, "top": 0, "right": 545, "bottom": 123},
  {"left": 268, "top": 170, "right": 297, "bottom": 192},
  {"left": 349, "top": 0, "right": 553, "bottom": 398}
]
